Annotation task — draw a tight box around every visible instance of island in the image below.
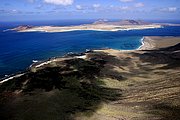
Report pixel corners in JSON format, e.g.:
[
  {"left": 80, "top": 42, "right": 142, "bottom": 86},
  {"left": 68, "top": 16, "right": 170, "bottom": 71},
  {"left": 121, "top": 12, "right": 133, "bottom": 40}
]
[
  {"left": 0, "top": 36, "right": 180, "bottom": 120},
  {"left": 12, "top": 20, "right": 163, "bottom": 32}
]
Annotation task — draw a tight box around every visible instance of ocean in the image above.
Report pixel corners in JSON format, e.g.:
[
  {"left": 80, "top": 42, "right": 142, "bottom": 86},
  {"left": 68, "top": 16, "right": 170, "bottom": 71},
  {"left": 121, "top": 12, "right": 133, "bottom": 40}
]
[{"left": 0, "top": 20, "right": 180, "bottom": 78}]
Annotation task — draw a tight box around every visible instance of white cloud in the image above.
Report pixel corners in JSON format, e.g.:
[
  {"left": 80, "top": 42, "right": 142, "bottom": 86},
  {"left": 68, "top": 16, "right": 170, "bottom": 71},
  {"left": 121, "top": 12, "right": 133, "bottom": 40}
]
[
  {"left": 3, "top": 9, "right": 22, "bottom": 14},
  {"left": 36, "top": 4, "right": 43, "bottom": 9},
  {"left": 44, "top": 0, "right": 74, "bottom": 6},
  {"left": 110, "top": 5, "right": 114, "bottom": 8},
  {"left": 120, "top": 6, "right": 130, "bottom": 10},
  {"left": 28, "top": 0, "right": 34, "bottom": 3},
  {"left": 168, "top": 7, "right": 177, "bottom": 12},
  {"left": 159, "top": 7, "right": 177, "bottom": 12},
  {"left": 119, "top": 0, "right": 133, "bottom": 2},
  {"left": 12, "top": 9, "right": 18, "bottom": 13},
  {"left": 76, "top": 5, "right": 83, "bottom": 10},
  {"left": 135, "top": 3, "right": 144, "bottom": 7},
  {"left": 93, "top": 4, "right": 100, "bottom": 8}
]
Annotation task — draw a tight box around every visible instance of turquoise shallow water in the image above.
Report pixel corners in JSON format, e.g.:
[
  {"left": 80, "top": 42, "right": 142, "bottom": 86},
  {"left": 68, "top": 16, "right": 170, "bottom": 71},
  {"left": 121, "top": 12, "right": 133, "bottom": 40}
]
[{"left": 0, "top": 22, "right": 180, "bottom": 78}]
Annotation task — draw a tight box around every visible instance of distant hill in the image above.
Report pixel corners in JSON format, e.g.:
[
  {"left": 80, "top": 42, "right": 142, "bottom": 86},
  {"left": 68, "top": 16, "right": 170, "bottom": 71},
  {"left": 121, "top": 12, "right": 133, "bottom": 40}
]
[
  {"left": 93, "top": 19, "right": 151, "bottom": 25},
  {"left": 12, "top": 25, "right": 33, "bottom": 31}
]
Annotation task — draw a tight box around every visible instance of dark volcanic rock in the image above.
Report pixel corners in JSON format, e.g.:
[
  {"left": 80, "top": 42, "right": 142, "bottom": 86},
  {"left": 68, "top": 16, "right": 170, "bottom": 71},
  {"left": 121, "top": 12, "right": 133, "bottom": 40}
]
[
  {"left": 109, "top": 20, "right": 150, "bottom": 25},
  {"left": 12, "top": 25, "right": 33, "bottom": 31},
  {"left": 93, "top": 19, "right": 151, "bottom": 25}
]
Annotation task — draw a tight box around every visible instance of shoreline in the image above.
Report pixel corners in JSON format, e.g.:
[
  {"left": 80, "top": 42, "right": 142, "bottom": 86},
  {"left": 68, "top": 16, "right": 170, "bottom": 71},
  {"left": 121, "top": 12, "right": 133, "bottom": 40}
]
[
  {"left": 137, "top": 37, "right": 155, "bottom": 50},
  {"left": 1, "top": 36, "right": 180, "bottom": 84},
  {"left": 139, "top": 36, "right": 180, "bottom": 50},
  {"left": 0, "top": 54, "right": 88, "bottom": 84},
  {"left": 0, "top": 73, "right": 25, "bottom": 84},
  {"left": 137, "top": 37, "right": 145, "bottom": 50}
]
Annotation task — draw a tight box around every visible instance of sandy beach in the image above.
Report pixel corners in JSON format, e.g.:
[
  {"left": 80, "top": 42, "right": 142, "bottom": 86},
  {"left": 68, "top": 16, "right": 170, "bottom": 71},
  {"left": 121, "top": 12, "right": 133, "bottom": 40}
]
[{"left": 138, "top": 36, "right": 180, "bottom": 50}]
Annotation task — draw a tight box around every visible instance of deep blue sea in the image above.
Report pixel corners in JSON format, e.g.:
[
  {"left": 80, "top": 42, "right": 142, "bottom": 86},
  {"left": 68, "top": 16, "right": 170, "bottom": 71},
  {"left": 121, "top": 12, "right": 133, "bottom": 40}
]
[{"left": 0, "top": 20, "right": 180, "bottom": 78}]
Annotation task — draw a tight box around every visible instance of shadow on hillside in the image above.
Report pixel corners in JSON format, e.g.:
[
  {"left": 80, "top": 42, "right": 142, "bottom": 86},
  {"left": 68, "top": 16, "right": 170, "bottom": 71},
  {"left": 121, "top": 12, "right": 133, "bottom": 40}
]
[
  {"left": 132, "top": 43, "right": 180, "bottom": 119},
  {"left": 0, "top": 58, "right": 122, "bottom": 120},
  {"left": 87, "top": 52, "right": 128, "bottom": 81},
  {"left": 132, "top": 43, "right": 180, "bottom": 69},
  {"left": 147, "top": 103, "right": 180, "bottom": 120}
]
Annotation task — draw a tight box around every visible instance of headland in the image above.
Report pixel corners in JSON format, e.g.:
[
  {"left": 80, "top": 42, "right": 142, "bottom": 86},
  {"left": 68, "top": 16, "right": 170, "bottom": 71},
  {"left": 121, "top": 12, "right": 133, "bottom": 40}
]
[{"left": 0, "top": 36, "right": 180, "bottom": 120}]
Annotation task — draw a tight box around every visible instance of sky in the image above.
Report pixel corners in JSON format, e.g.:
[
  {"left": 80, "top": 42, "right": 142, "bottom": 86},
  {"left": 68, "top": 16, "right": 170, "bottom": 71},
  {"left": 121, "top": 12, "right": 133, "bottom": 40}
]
[{"left": 0, "top": 0, "right": 180, "bottom": 21}]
